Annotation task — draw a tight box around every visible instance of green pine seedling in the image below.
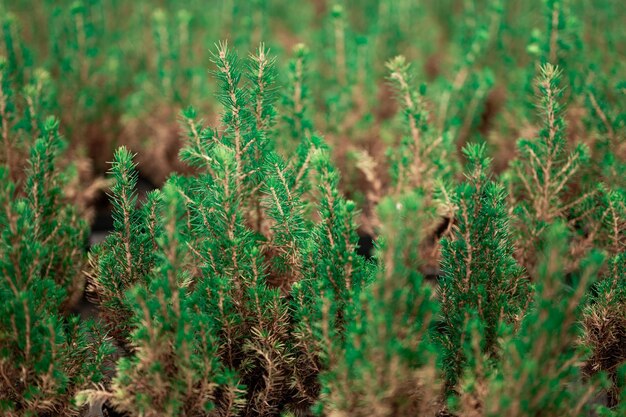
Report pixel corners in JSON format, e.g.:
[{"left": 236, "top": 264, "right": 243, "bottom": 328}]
[
  {"left": 437, "top": 143, "right": 528, "bottom": 397},
  {"left": 435, "top": 0, "right": 501, "bottom": 145},
  {"left": 483, "top": 222, "right": 606, "bottom": 417},
  {"left": 527, "top": 0, "right": 583, "bottom": 91},
  {"left": 507, "top": 63, "right": 591, "bottom": 270},
  {"left": 1, "top": 58, "right": 55, "bottom": 182},
  {"left": 582, "top": 186, "right": 626, "bottom": 405},
  {"left": 320, "top": 192, "right": 438, "bottom": 416},
  {"left": 87, "top": 147, "right": 158, "bottom": 344},
  {"left": 285, "top": 141, "right": 373, "bottom": 413},
  {"left": 282, "top": 43, "right": 313, "bottom": 144},
  {"left": 319, "top": 4, "right": 353, "bottom": 136},
  {"left": 95, "top": 184, "right": 235, "bottom": 417},
  {"left": 84, "top": 44, "right": 372, "bottom": 417},
  {"left": 386, "top": 54, "right": 457, "bottom": 202},
  {"left": 1, "top": 117, "right": 110, "bottom": 416}
]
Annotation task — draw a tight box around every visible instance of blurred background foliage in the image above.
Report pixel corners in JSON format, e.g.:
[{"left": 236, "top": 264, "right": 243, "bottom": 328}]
[{"left": 1, "top": 0, "right": 623, "bottom": 185}]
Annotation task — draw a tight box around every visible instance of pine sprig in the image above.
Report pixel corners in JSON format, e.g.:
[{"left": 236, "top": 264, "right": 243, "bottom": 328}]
[
  {"left": 1, "top": 115, "right": 109, "bottom": 416},
  {"left": 437, "top": 143, "right": 528, "bottom": 397},
  {"left": 104, "top": 184, "right": 230, "bottom": 417},
  {"left": 248, "top": 43, "right": 278, "bottom": 134},
  {"left": 88, "top": 147, "right": 157, "bottom": 344},
  {"left": 282, "top": 43, "right": 313, "bottom": 142},
  {"left": 386, "top": 55, "right": 455, "bottom": 196},
  {"left": 22, "top": 117, "right": 85, "bottom": 294},
  {"left": 508, "top": 63, "right": 592, "bottom": 270},
  {"left": 0, "top": 58, "right": 55, "bottom": 183},
  {"left": 321, "top": 192, "right": 438, "bottom": 416},
  {"left": 484, "top": 223, "right": 605, "bottom": 417},
  {"left": 516, "top": 64, "right": 589, "bottom": 219},
  {"left": 178, "top": 106, "right": 218, "bottom": 172},
  {"left": 386, "top": 55, "right": 429, "bottom": 193},
  {"left": 262, "top": 152, "right": 308, "bottom": 285},
  {"left": 211, "top": 41, "right": 252, "bottom": 197},
  {"left": 582, "top": 187, "right": 626, "bottom": 405},
  {"left": 247, "top": 43, "right": 279, "bottom": 234}
]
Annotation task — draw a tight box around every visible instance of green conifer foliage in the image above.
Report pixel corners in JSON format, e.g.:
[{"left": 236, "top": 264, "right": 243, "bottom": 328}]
[
  {"left": 320, "top": 192, "right": 438, "bottom": 416},
  {"left": 319, "top": 4, "right": 353, "bottom": 136},
  {"left": 82, "top": 44, "right": 370, "bottom": 417},
  {"left": 437, "top": 143, "right": 528, "bottom": 395},
  {"left": 1, "top": 117, "right": 110, "bottom": 416},
  {"left": 483, "top": 223, "right": 605, "bottom": 417},
  {"left": 582, "top": 78, "right": 626, "bottom": 188},
  {"left": 0, "top": 13, "right": 32, "bottom": 86},
  {"left": 101, "top": 184, "right": 234, "bottom": 417},
  {"left": 125, "top": 7, "right": 200, "bottom": 111},
  {"left": 0, "top": 58, "right": 54, "bottom": 182},
  {"left": 386, "top": 55, "right": 453, "bottom": 196},
  {"left": 87, "top": 147, "right": 158, "bottom": 344},
  {"left": 179, "top": 44, "right": 366, "bottom": 416},
  {"left": 179, "top": 50, "right": 294, "bottom": 411},
  {"left": 0, "top": 1, "right": 624, "bottom": 412},
  {"left": 508, "top": 63, "right": 591, "bottom": 270},
  {"left": 435, "top": 0, "right": 501, "bottom": 145},
  {"left": 282, "top": 43, "right": 313, "bottom": 144},
  {"left": 582, "top": 187, "right": 626, "bottom": 405},
  {"left": 290, "top": 145, "right": 370, "bottom": 411},
  {"left": 527, "top": 0, "right": 583, "bottom": 91}
]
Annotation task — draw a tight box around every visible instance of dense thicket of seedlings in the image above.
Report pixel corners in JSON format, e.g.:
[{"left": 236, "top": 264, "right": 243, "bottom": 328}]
[
  {"left": 1, "top": 1, "right": 626, "bottom": 417},
  {"left": 80, "top": 44, "right": 372, "bottom": 416},
  {"left": 0, "top": 74, "right": 110, "bottom": 415}
]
